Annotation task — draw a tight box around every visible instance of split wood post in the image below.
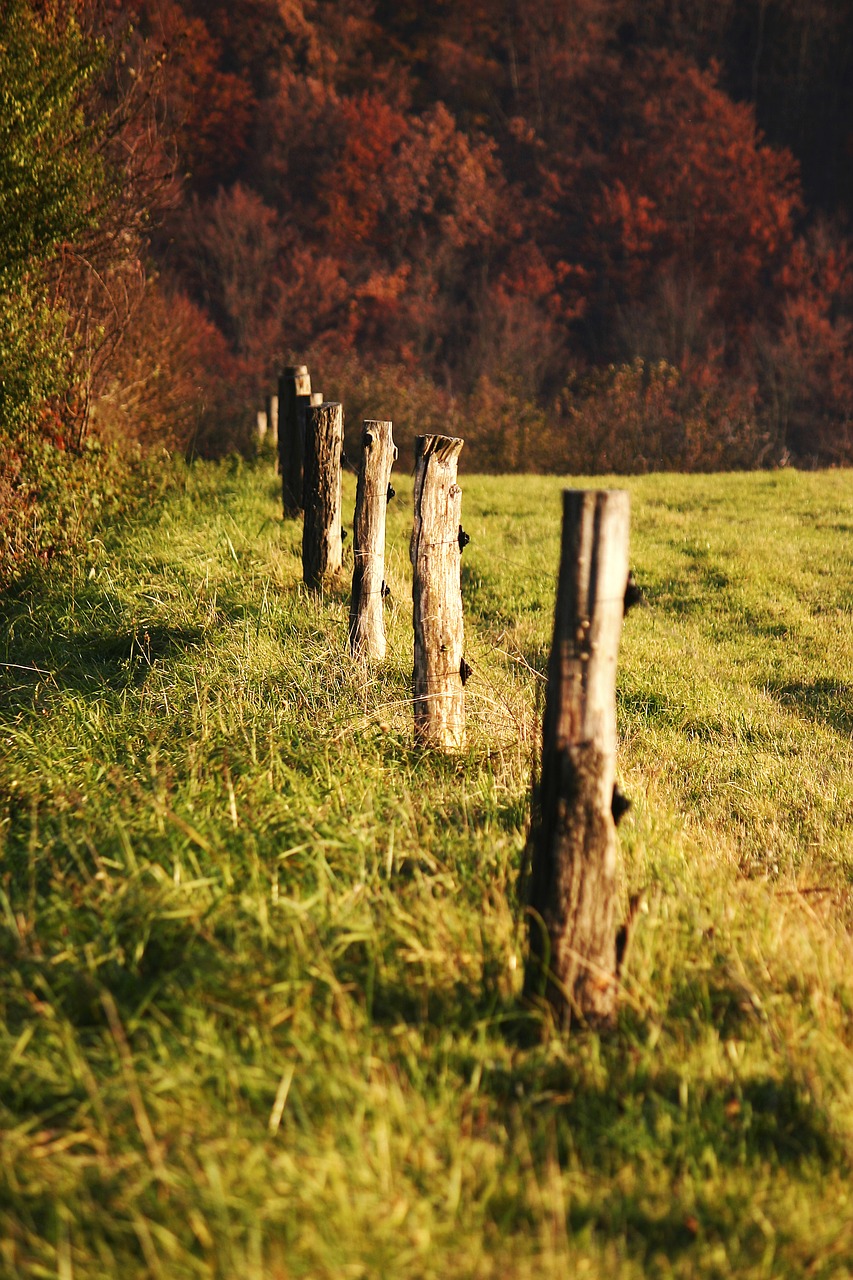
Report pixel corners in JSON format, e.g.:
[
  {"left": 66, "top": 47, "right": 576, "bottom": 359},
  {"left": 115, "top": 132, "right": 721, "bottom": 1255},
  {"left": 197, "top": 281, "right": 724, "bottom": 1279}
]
[
  {"left": 302, "top": 401, "right": 344, "bottom": 591},
  {"left": 349, "top": 420, "right": 397, "bottom": 660},
  {"left": 278, "top": 364, "right": 311, "bottom": 516},
  {"left": 410, "top": 434, "right": 465, "bottom": 750},
  {"left": 524, "top": 489, "right": 630, "bottom": 1030}
]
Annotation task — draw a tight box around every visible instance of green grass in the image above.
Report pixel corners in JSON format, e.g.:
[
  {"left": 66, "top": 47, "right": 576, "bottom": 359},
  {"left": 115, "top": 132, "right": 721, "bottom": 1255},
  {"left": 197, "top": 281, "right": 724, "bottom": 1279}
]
[{"left": 1, "top": 458, "right": 852, "bottom": 1278}]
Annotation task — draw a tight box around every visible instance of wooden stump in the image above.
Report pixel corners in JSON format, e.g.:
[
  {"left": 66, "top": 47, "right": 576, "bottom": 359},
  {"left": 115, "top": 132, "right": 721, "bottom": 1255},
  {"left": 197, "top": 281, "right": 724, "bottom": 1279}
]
[
  {"left": 349, "top": 421, "right": 397, "bottom": 661},
  {"left": 525, "top": 489, "right": 630, "bottom": 1030},
  {"left": 279, "top": 365, "right": 311, "bottom": 517},
  {"left": 303, "top": 401, "right": 344, "bottom": 591},
  {"left": 411, "top": 434, "right": 465, "bottom": 750}
]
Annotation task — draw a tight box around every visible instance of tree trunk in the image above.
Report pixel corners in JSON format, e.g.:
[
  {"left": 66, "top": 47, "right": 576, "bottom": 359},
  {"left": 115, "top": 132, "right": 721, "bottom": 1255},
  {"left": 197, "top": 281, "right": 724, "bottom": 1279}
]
[
  {"left": 349, "top": 420, "right": 397, "bottom": 660},
  {"left": 279, "top": 365, "right": 311, "bottom": 517},
  {"left": 411, "top": 434, "right": 465, "bottom": 750},
  {"left": 303, "top": 401, "right": 344, "bottom": 591},
  {"left": 525, "top": 489, "right": 630, "bottom": 1030}
]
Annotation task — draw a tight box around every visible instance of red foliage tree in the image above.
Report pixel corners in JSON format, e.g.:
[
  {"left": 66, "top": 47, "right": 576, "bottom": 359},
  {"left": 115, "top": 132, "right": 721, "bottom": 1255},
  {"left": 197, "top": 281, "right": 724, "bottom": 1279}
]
[
  {"left": 135, "top": 0, "right": 255, "bottom": 188},
  {"left": 759, "top": 221, "right": 853, "bottom": 461},
  {"left": 587, "top": 53, "right": 801, "bottom": 347}
]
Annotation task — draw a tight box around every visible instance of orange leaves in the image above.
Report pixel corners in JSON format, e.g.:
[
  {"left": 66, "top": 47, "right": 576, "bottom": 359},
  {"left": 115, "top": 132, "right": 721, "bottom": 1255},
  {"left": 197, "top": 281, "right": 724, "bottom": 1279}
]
[
  {"left": 305, "top": 93, "right": 511, "bottom": 366},
  {"left": 761, "top": 220, "right": 853, "bottom": 459},
  {"left": 319, "top": 97, "right": 502, "bottom": 263},
  {"left": 321, "top": 94, "right": 409, "bottom": 250},
  {"left": 138, "top": 0, "right": 255, "bottom": 185},
  {"left": 589, "top": 51, "right": 802, "bottom": 330}
]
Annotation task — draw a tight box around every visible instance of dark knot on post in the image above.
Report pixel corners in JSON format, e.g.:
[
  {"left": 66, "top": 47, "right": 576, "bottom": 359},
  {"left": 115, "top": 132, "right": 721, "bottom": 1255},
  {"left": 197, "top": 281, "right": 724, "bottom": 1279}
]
[
  {"left": 381, "top": 581, "right": 391, "bottom": 599},
  {"left": 341, "top": 527, "right": 348, "bottom": 542},
  {"left": 623, "top": 570, "right": 644, "bottom": 614},
  {"left": 460, "top": 657, "right": 472, "bottom": 685},
  {"left": 387, "top": 484, "right": 396, "bottom": 502},
  {"left": 611, "top": 784, "right": 632, "bottom": 826},
  {"left": 458, "top": 526, "right": 470, "bottom": 552}
]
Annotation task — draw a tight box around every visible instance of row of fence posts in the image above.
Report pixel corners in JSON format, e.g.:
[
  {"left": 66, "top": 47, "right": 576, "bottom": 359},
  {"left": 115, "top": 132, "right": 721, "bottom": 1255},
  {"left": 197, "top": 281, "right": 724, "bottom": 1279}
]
[
  {"left": 258, "top": 364, "right": 639, "bottom": 1030},
  {"left": 262, "top": 364, "right": 469, "bottom": 752}
]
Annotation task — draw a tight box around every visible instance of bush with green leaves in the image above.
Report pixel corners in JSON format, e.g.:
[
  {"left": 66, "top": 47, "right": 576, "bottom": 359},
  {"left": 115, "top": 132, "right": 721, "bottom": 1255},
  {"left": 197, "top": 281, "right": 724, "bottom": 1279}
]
[{"left": 0, "top": 0, "right": 111, "bottom": 434}]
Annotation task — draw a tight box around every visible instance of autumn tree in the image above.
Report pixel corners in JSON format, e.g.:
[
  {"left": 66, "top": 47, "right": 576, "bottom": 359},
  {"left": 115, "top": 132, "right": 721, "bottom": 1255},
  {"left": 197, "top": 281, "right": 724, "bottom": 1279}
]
[
  {"left": 134, "top": 0, "right": 255, "bottom": 190},
  {"left": 757, "top": 221, "right": 853, "bottom": 462},
  {"left": 133, "top": 0, "right": 853, "bottom": 468}
]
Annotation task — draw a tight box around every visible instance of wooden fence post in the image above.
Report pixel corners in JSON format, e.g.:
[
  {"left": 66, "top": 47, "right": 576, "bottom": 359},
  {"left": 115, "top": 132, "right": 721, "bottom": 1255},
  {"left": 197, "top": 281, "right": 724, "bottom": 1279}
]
[
  {"left": 269, "top": 393, "right": 279, "bottom": 450},
  {"left": 279, "top": 365, "right": 311, "bottom": 517},
  {"left": 257, "top": 408, "right": 268, "bottom": 442},
  {"left": 524, "top": 489, "right": 630, "bottom": 1030},
  {"left": 349, "top": 420, "right": 397, "bottom": 660},
  {"left": 303, "top": 401, "right": 344, "bottom": 590},
  {"left": 265, "top": 392, "right": 279, "bottom": 465},
  {"left": 411, "top": 434, "right": 465, "bottom": 750}
]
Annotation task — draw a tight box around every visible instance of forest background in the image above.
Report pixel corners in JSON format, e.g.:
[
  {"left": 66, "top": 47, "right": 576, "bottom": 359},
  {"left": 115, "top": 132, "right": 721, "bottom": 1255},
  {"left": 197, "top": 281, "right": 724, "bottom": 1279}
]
[{"left": 2, "top": 0, "right": 853, "bottom": 585}]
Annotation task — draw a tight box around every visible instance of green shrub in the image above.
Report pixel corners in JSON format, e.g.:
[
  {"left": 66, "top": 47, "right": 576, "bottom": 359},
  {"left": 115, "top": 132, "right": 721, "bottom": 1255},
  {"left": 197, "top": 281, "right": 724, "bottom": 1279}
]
[{"left": 0, "top": 0, "right": 108, "bottom": 436}]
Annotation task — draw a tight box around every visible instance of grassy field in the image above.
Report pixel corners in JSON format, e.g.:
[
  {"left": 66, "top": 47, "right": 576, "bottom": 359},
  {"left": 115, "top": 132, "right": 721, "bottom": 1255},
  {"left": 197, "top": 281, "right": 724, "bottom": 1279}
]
[{"left": 1, "top": 456, "right": 852, "bottom": 1278}]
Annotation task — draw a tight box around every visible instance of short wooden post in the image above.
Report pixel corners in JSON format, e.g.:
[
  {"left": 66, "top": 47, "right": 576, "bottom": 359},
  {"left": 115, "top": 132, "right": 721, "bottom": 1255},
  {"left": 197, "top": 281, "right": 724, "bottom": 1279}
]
[
  {"left": 525, "top": 489, "right": 630, "bottom": 1030},
  {"left": 302, "top": 401, "right": 344, "bottom": 590},
  {"left": 411, "top": 434, "right": 465, "bottom": 750},
  {"left": 263, "top": 394, "right": 278, "bottom": 469},
  {"left": 257, "top": 408, "right": 268, "bottom": 442},
  {"left": 268, "top": 393, "right": 279, "bottom": 449},
  {"left": 279, "top": 365, "right": 311, "bottom": 517},
  {"left": 310, "top": 392, "right": 323, "bottom": 407},
  {"left": 349, "top": 421, "right": 397, "bottom": 660}
]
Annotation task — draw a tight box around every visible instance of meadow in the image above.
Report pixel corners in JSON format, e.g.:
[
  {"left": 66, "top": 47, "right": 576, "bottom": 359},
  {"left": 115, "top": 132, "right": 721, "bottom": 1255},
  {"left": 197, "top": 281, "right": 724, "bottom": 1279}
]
[{"left": 1, "top": 457, "right": 852, "bottom": 1278}]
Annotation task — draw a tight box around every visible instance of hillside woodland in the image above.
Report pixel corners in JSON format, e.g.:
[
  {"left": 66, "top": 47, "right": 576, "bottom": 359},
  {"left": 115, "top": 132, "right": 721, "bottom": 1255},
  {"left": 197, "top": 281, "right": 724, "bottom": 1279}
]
[{"left": 1, "top": 0, "right": 852, "bottom": 582}]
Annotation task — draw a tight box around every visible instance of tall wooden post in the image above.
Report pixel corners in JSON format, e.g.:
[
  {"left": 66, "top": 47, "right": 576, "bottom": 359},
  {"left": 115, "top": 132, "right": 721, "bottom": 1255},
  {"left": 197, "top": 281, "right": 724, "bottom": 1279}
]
[
  {"left": 349, "top": 421, "right": 397, "bottom": 660},
  {"left": 279, "top": 365, "right": 311, "bottom": 517},
  {"left": 303, "top": 402, "right": 344, "bottom": 591},
  {"left": 525, "top": 489, "right": 630, "bottom": 1030},
  {"left": 411, "top": 434, "right": 465, "bottom": 751}
]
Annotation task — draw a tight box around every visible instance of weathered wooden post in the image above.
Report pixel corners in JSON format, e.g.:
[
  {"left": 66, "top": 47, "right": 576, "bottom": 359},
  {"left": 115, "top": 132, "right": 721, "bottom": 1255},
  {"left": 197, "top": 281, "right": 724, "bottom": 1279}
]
[
  {"left": 269, "top": 394, "right": 279, "bottom": 449},
  {"left": 302, "top": 401, "right": 344, "bottom": 591},
  {"left": 524, "top": 489, "right": 630, "bottom": 1030},
  {"left": 257, "top": 408, "right": 268, "bottom": 442},
  {"left": 264, "top": 393, "right": 279, "bottom": 469},
  {"left": 411, "top": 434, "right": 465, "bottom": 750},
  {"left": 278, "top": 365, "right": 311, "bottom": 517},
  {"left": 349, "top": 420, "right": 397, "bottom": 660}
]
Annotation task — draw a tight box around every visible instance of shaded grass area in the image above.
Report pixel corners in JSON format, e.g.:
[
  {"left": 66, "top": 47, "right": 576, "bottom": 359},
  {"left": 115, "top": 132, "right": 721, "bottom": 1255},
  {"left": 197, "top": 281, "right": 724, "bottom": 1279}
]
[{"left": 1, "top": 460, "right": 852, "bottom": 1277}]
